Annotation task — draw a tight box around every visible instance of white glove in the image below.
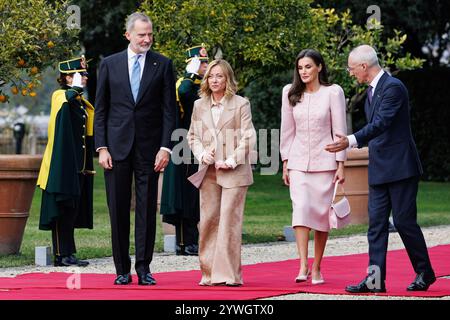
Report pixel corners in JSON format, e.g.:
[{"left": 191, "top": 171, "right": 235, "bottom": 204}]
[
  {"left": 186, "top": 56, "right": 201, "bottom": 74},
  {"left": 71, "top": 72, "right": 83, "bottom": 88}
]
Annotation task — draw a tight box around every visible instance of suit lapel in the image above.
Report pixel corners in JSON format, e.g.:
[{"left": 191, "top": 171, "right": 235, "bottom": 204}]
[
  {"left": 368, "top": 72, "right": 389, "bottom": 122},
  {"left": 215, "top": 96, "right": 236, "bottom": 133},
  {"left": 197, "top": 99, "right": 218, "bottom": 154},
  {"left": 198, "top": 99, "right": 215, "bottom": 133},
  {"left": 136, "top": 51, "right": 159, "bottom": 105},
  {"left": 120, "top": 50, "right": 134, "bottom": 103}
]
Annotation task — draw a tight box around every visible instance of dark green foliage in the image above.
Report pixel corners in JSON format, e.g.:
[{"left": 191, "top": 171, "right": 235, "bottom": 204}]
[
  {"left": 243, "top": 70, "right": 291, "bottom": 132},
  {"left": 398, "top": 68, "right": 450, "bottom": 181},
  {"left": 313, "top": 0, "right": 450, "bottom": 66}
]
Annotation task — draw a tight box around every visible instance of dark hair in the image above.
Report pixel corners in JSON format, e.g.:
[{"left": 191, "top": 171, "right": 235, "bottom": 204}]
[
  {"left": 288, "top": 49, "right": 331, "bottom": 106},
  {"left": 57, "top": 73, "right": 71, "bottom": 87}
]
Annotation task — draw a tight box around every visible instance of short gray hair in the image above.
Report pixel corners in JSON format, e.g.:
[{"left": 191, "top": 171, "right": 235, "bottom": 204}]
[
  {"left": 125, "top": 12, "right": 152, "bottom": 33},
  {"left": 349, "top": 45, "right": 380, "bottom": 67}
]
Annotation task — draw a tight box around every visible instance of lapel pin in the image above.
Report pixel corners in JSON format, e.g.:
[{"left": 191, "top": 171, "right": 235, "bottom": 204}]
[{"left": 153, "top": 62, "right": 157, "bottom": 66}]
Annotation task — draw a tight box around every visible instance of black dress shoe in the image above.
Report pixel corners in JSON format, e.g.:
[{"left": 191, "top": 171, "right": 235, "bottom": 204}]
[
  {"left": 345, "top": 276, "right": 386, "bottom": 293},
  {"left": 54, "top": 256, "right": 68, "bottom": 267},
  {"left": 407, "top": 272, "right": 436, "bottom": 291},
  {"left": 68, "top": 255, "right": 89, "bottom": 267},
  {"left": 184, "top": 244, "right": 199, "bottom": 256},
  {"left": 54, "top": 255, "right": 89, "bottom": 267},
  {"left": 114, "top": 273, "right": 132, "bottom": 285},
  {"left": 138, "top": 273, "right": 156, "bottom": 285},
  {"left": 176, "top": 245, "right": 185, "bottom": 256}
]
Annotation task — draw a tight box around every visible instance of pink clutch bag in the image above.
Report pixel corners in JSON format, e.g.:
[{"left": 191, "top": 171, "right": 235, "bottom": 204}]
[{"left": 329, "top": 181, "right": 351, "bottom": 229}]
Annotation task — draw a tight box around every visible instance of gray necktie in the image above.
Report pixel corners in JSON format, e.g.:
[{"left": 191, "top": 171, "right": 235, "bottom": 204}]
[{"left": 131, "top": 54, "right": 141, "bottom": 102}]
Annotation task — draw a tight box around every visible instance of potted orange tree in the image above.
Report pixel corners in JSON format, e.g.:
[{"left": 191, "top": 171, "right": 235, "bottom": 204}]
[{"left": 0, "top": 0, "right": 78, "bottom": 255}]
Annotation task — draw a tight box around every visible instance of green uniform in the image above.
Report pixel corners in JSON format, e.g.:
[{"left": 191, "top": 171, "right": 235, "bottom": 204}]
[
  {"left": 161, "top": 72, "right": 201, "bottom": 254},
  {"left": 37, "top": 86, "right": 94, "bottom": 257}
]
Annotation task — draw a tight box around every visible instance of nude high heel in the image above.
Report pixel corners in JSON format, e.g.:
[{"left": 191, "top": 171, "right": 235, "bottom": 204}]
[
  {"left": 295, "top": 270, "right": 310, "bottom": 283},
  {"left": 311, "top": 272, "right": 325, "bottom": 285}
]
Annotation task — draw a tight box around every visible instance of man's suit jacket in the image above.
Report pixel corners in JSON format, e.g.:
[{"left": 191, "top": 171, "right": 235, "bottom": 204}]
[
  {"left": 187, "top": 94, "right": 256, "bottom": 189},
  {"left": 354, "top": 72, "right": 423, "bottom": 186},
  {"left": 94, "top": 49, "right": 176, "bottom": 161}
]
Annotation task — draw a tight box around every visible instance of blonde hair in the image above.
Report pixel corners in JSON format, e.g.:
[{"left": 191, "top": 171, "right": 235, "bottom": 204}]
[{"left": 199, "top": 59, "right": 238, "bottom": 99}]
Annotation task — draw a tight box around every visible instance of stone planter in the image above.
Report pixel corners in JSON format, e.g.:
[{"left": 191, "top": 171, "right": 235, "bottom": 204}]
[
  {"left": 0, "top": 155, "right": 42, "bottom": 255},
  {"left": 336, "top": 147, "right": 369, "bottom": 225}
]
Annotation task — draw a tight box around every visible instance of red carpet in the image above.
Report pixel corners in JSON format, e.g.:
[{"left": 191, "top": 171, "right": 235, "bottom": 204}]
[{"left": 1, "top": 244, "right": 449, "bottom": 300}]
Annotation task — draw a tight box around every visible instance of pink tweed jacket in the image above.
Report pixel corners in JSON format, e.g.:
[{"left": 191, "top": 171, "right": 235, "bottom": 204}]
[{"left": 280, "top": 84, "right": 347, "bottom": 171}]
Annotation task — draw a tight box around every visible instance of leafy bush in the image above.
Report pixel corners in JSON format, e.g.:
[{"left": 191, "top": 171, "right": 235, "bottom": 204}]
[{"left": 0, "top": 0, "right": 78, "bottom": 102}]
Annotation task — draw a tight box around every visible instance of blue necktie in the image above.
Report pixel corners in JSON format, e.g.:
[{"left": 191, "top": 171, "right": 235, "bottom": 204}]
[
  {"left": 367, "top": 85, "right": 373, "bottom": 104},
  {"left": 131, "top": 54, "right": 141, "bottom": 102}
]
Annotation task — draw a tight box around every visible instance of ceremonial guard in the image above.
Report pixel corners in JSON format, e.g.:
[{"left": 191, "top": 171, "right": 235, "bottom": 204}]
[{"left": 37, "top": 56, "right": 94, "bottom": 267}]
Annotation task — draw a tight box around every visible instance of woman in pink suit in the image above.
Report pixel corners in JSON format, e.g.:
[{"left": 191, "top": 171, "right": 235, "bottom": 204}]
[{"left": 280, "top": 49, "right": 347, "bottom": 284}]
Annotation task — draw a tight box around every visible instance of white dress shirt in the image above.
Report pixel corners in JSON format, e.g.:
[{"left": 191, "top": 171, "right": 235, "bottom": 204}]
[
  {"left": 127, "top": 46, "right": 146, "bottom": 82},
  {"left": 210, "top": 95, "right": 225, "bottom": 126},
  {"left": 200, "top": 95, "right": 237, "bottom": 168},
  {"left": 348, "top": 69, "right": 385, "bottom": 148}
]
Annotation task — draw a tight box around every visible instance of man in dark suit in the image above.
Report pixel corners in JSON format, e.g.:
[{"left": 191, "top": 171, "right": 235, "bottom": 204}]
[
  {"left": 94, "top": 12, "right": 176, "bottom": 285},
  {"left": 325, "top": 45, "right": 435, "bottom": 293}
]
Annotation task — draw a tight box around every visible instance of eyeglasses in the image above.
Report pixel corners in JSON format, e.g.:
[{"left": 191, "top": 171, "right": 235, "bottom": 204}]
[{"left": 346, "top": 64, "right": 363, "bottom": 72}]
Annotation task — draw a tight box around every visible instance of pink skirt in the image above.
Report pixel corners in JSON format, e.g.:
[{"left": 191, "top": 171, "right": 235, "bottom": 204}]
[{"left": 289, "top": 170, "right": 335, "bottom": 232}]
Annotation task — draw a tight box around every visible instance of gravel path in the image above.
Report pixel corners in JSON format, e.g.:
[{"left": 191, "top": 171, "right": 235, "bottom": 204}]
[{"left": 1, "top": 225, "right": 449, "bottom": 300}]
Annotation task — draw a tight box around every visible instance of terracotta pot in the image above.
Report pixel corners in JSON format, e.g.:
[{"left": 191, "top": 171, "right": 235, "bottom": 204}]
[
  {"left": 336, "top": 147, "right": 369, "bottom": 225},
  {"left": 0, "top": 155, "right": 42, "bottom": 255}
]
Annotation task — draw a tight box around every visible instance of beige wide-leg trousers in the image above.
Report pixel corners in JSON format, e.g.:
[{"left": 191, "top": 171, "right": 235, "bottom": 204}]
[{"left": 198, "top": 166, "right": 248, "bottom": 286}]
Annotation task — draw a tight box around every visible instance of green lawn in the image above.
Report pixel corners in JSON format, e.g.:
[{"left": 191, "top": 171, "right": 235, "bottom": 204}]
[{"left": 1, "top": 163, "right": 449, "bottom": 267}]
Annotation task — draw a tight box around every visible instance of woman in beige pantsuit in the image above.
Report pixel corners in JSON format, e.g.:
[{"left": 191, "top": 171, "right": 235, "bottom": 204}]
[{"left": 187, "top": 59, "right": 256, "bottom": 286}]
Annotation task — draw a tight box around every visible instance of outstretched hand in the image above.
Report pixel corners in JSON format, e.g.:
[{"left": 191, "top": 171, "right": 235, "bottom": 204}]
[{"left": 325, "top": 134, "right": 349, "bottom": 153}]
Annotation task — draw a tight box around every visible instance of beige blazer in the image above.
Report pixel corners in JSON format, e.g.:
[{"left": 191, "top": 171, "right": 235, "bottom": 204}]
[
  {"left": 280, "top": 84, "right": 347, "bottom": 171},
  {"left": 187, "top": 94, "right": 256, "bottom": 188}
]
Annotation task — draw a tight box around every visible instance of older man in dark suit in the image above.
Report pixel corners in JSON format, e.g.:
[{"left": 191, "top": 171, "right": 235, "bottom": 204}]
[
  {"left": 94, "top": 12, "right": 176, "bottom": 285},
  {"left": 326, "top": 45, "right": 435, "bottom": 293}
]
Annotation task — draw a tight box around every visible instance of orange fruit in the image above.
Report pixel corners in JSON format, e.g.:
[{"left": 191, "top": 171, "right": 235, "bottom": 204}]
[
  {"left": 0, "top": 94, "right": 7, "bottom": 103},
  {"left": 27, "top": 82, "right": 34, "bottom": 89},
  {"left": 47, "top": 41, "right": 55, "bottom": 48},
  {"left": 11, "top": 87, "right": 19, "bottom": 95},
  {"left": 29, "top": 92, "right": 37, "bottom": 97},
  {"left": 30, "top": 66, "right": 39, "bottom": 75},
  {"left": 21, "top": 89, "right": 28, "bottom": 96},
  {"left": 17, "top": 58, "right": 26, "bottom": 67}
]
